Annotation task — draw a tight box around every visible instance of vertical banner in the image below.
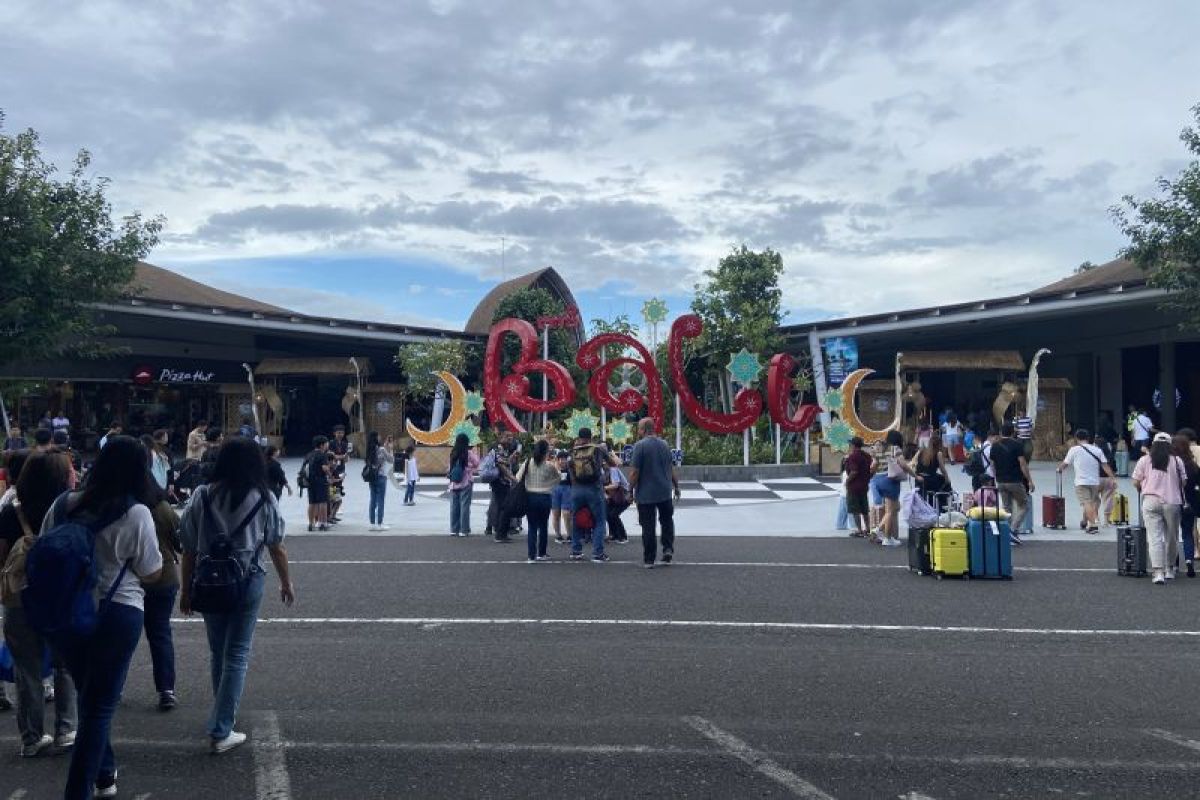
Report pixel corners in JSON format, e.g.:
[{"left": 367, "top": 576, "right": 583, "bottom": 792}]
[{"left": 823, "top": 337, "right": 859, "bottom": 388}]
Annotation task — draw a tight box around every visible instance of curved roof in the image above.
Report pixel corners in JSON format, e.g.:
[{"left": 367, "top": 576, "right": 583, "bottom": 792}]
[
  {"left": 464, "top": 267, "right": 584, "bottom": 344},
  {"left": 130, "top": 261, "right": 291, "bottom": 314}
]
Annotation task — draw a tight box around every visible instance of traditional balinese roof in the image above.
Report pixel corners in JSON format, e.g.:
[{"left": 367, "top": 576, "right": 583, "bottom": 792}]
[
  {"left": 463, "top": 266, "right": 583, "bottom": 344},
  {"left": 1029, "top": 258, "right": 1145, "bottom": 297},
  {"left": 255, "top": 357, "right": 374, "bottom": 376},
  {"left": 899, "top": 350, "right": 1026, "bottom": 372},
  {"left": 129, "top": 262, "right": 290, "bottom": 314}
]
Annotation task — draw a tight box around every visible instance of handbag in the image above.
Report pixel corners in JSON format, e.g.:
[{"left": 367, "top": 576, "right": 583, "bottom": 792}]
[{"left": 504, "top": 460, "right": 530, "bottom": 518}]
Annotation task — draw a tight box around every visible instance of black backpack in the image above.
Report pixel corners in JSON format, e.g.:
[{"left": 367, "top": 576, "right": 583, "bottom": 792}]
[
  {"left": 964, "top": 448, "right": 991, "bottom": 478},
  {"left": 190, "top": 489, "right": 267, "bottom": 614}
]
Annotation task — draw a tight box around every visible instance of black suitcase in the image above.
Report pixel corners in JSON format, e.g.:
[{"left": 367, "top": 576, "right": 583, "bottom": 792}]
[
  {"left": 1117, "top": 494, "right": 1148, "bottom": 577},
  {"left": 908, "top": 527, "right": 933, "bottom": 575}
]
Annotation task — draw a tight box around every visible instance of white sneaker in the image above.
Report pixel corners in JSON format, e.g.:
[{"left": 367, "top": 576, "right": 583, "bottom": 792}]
[
  {"left": 377, "top": 524, "right": 390, "bottom": 531},
  {"left": 211, "top": 731, "right": 247, "bottom": 754},
  {"left": 1167, "top": 569, "right": 1177, "bottom": 581},
  {"left": 54, "top": 730, "right": 76, "bottom": 749},
  {"left": 1153, "top": 575, "right": 1166, "bottom": 585},
  {"left": 368, "top": 525, "right": 380, "bottom": 531},
  {"left": 21, "top": 734, "right": 53, "bottom": 757},
  {"left": 882, "top": 538, "right": 903, "bottom": 548}
]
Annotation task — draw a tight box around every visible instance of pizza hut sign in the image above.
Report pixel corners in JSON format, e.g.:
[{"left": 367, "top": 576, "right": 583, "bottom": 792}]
[{"left": 134, "top": 365, "right": 216, "bottom": 385}]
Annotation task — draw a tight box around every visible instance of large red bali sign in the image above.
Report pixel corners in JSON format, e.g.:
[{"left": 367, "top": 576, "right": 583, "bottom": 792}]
[{"left": 484, "top": 309, "right": 818, "bottom": 435}]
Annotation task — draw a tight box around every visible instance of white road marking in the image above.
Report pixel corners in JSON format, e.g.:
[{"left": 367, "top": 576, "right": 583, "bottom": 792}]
[
  {"left": 899, "top": 793, "right": 938, "bottom": 800},
  {"left": 288, "top": 559, "right": 1109, "bottom": 573},
  {"left": 253, "top": 711, "right": 293, "bottom": 800},
  {"left": 684, "top": 716, "right": 836, "bottom": 799},
  {"left": 1144, "top": 728, "right": 1200, "bottom": 753},
  {"left": 170, "top": 616, "right": 1200, "bottom": 637},
  {"left": 132, "top": 794, "right": 152, "bottom": 800},
  {"left": 8, "top": 790, "right": 28, "bottom": 800}
]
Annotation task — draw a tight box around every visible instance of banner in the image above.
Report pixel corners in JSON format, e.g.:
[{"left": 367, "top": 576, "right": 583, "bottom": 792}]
[{"left": 823, "top": 337, "right": 859, "bottom": 388}]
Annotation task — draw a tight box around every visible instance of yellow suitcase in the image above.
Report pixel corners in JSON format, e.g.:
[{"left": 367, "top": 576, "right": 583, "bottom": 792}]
[
  {"left": 1109, "top": 493, "right": 1130, "bottom": 525},
  {"left": 931, "top": 528, "right": 969, "bottom": 579}
]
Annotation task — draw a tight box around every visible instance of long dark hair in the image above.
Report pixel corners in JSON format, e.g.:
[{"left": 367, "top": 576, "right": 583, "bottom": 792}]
[
  {"left": 920, "top": 432, "right": 943, "bottom": 467},
  {"left": 1150, "top": 439, "right": 1172, "bottom": 472},
  {"left": 367, "top": 431, "right": 381, "bottom": 462},
  {"left": 15, "top": 451, "right": 71, "bottom": 530},
  {"left": 533, "top": 439, "right": 549, "bottom": 466},
  {"left": 1173, "top": 434, "right": 1197, "bottom": 474},
  {"left": 885, "top": 430, "right": 904, "bottom": 449},
  {"left": 209, "top": 436, "right": 269, "bottom": 510},
  {"left": 75, "top": 435, "right": 157, "bottom": 517},
  {"left": 4, "top": 449, "right": 30, "bottom": 487},
  {"left": 449, "top": 433, "right": 469, "bottom": 466}
]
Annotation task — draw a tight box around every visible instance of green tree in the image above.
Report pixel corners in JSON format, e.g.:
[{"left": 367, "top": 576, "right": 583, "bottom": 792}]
[
  {"left": 395, "top": 340, "right": 471, "bottom": 400},
  {"left": 588, "top": 314, "right": 640, "bottom": 361},
  {"left": 0, "top": 114, "right": 163, "bottom": 367},
  {"left": 690, "top": 245, "right": 787, "bottom": 411},
  {"left": 1075, "top": 260, "right": 1096, "bottom": 274},
  {"left": 491, "top": 287, "right": 580, "bottom": 389},
  {"left": 1113, "top": 103, "right": 1200, "bottom": 329}
]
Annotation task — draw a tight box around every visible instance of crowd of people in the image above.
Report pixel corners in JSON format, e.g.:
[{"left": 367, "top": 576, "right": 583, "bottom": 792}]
[{"left": 0, "top": 429, "right": 294, "bottom": 798}]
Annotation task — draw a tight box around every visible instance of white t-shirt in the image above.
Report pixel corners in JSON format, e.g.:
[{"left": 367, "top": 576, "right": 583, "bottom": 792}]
[
  {"left": 1133, "top": 415, "right": 1153, "bottom": 441},
  {"left": 1064, "top": 444, "right": 1107, "bottom": 486},
  {"left": 43, "top": 495, "right": 163, "bottom": 611}
]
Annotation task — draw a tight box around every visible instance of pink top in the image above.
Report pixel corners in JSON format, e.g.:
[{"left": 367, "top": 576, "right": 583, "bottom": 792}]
[
  {"left": 448, "top": 450, "right": 481, "bottom": 491},
  {"left": 1132, "top": 455, "right": 1188, "bottom": 505}
]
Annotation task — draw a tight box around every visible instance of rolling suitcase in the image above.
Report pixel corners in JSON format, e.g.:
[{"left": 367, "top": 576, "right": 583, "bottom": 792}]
[
  {"left": 1115, "top": 449, "right": 1130, "bottom": 478},
  {"left": 908, "top": 527, "right": 933, "bottom": 575},
  {"left": 967, "top": 492, "right": 1014, "bottom": 580},
  {"left": 931, "top": 528, "right": 969, "bottom": 579},
  {"left": 1042, "top": 472, "right": 1066, "bottom": 529},
  {"left": 950, "top": 443, "right": 967, "bottom": 464},
  {"left": 1117, "top": 497, "right": 1148, "bottom": 577}
]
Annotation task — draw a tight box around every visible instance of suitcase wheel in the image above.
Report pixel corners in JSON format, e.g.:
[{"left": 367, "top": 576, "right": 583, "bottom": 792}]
[{"left": 935, "top": 573, "right": 943, "bottom": 580}]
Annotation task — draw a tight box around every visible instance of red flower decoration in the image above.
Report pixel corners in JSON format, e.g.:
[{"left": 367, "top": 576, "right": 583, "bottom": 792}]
[
  {"left": 576, "top": 333, "right": 664, "bottom": 433},
  {"left": 668, "top": 314, "right": 761, "bottom": 434}
]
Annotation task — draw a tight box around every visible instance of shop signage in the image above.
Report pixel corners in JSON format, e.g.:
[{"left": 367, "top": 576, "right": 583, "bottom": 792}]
[
  {"left": 822, "top": 337, "right": 859, "bottom": 388},
  {"left": 156, "top": 367, "right": 217, "bottom": 384},
  {"left": 132, "top": 365, "right": 154, "bottom": 386},
  {"left": 375, "top": 400, "right": 393, "bottom": 413}
]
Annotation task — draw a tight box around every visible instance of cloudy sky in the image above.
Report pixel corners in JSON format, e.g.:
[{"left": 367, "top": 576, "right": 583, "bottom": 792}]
[{"left": 3, "top": 0, "right": 1197, "bottom": 330}]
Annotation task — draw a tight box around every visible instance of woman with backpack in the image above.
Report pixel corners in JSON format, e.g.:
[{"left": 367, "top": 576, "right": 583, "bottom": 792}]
[
  {"left": 36, "top": 437, "right": 163, "bottom": 799},
  {"left": 365, "top": 432, "right": 395, "bottom": 531},
  {"left": 179, "top": 437, "right": 294, "bottom": 755},
  {"left": 0, "top": 451, "right": 78, "bottom": 757},
  {"left": 447, "top": 433, "right": 480, "bottom": 537},
  {"left": 515, "top": 440, "right": 561, "bottom": 562}
]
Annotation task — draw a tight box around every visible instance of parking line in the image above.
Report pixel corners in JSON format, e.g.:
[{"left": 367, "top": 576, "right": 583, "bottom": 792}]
[
  {"left": 683, "top": 716, "right": 836, "bottom": 799},
  {"left": 253, "top": 711, "right": 293, "bottom": 800},
  {"left": 1144, "top": 728, "right": 1200, "bottom": 753},
  {"left": 170, "top": 617, "right": 1200, "bottom": 637}
]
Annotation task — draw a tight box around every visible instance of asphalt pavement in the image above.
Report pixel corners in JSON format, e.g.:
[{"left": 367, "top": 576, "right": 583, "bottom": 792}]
[{"left": 3, "top": 531, "right": 1199, "bottom": 799}]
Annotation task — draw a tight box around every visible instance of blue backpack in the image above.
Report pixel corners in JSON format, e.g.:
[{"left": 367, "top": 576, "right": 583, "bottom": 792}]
[{"left": 22, "top": 495, "right": 135, "bottom": 638}]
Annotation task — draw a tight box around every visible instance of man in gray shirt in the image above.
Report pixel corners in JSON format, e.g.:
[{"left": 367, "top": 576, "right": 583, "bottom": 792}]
[{"left": 628, "top": 418, "right": 681, "bottom": 568}]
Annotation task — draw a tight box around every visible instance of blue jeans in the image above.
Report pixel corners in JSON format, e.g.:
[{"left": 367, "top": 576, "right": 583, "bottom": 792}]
[
  {"left": 570, "top": 484, "right": 607, "bottom": 557},
  {"left": 835, "top": 495, "right": 849, "bottom": 530},
  {"left": 57, "top": 601, "right": 143, "bottom": 800},
  {"left": 404, "top": 481, "right": 417, "bottom": 504},
  {"left": 142, "top": 584, "right": 178, "bottom": 693},
  {"left": 450, "top": 484, "right": 473, "bottom": 534},
  {"left": 369, "top": 475, "right": 388, "bottom": 524},
  {"left": 526, "top": 493, "right": 552, "bottom": 559},
  {"left": 202, "top": 572, "right": 265, "bottom": 740},
  {"left": 1183, "top": 508, "right": 1197, "bottom": 563}
]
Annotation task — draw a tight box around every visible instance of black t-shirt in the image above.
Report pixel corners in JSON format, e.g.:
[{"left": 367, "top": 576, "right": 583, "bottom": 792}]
[
  {"left": 267, "top": 460, "right": 288, "bottom": 493},
  {"left": 307, "top": 451, "right": 329, "bottom": 486},
  {"left": 0, "top": 504, "right": 22, "bottom": 549},
  {"left": 991, "top": 438, "right": 1025, "bottom": 484}
]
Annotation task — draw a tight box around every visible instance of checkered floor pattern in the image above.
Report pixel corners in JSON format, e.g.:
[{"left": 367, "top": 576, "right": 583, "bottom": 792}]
[{"left": 417, "top": 476, "right": 842, "bottom": 507}]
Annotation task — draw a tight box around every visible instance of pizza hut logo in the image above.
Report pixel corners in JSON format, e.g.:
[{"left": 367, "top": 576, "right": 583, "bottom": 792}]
[{"left": 132, "top": 365, "right": 154, "bottom": 386}]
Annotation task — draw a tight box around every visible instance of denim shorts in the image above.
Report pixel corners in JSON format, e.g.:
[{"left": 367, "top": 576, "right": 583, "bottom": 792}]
[
  {"left": 870, "top": 474, "right": 901, "bottom": 502},
  {"left": 551, "top": 483, "right": 573, "bottom": 511}
]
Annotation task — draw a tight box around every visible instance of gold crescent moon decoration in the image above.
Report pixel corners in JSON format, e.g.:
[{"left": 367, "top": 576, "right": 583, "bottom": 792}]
[
  {"left": 406, "top": 371, "right": 468, "bottom": 446},
  {"left": 839, "top": 368, "right": 901, "bottom": 445}
]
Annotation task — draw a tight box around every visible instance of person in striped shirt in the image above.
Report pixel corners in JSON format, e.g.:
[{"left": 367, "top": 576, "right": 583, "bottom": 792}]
[{"left": 1014, "top": 409, "right": 1034, "bottom": 460}]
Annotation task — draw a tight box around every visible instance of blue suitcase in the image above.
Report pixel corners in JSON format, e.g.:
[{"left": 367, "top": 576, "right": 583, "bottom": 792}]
[{"left": 967, "top": 515, "right": 1013, "bottom": 579}]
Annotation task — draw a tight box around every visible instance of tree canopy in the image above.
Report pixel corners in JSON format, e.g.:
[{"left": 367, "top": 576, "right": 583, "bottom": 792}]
[
  {"left": 395, "top": 340, "right": 472, "bottom": 400},
  {"left": 0, "top": 114, "right": 162, "bottom": 366},
  {"left": 1114, "top": 103, "right": 1200, "bottom": 329}
]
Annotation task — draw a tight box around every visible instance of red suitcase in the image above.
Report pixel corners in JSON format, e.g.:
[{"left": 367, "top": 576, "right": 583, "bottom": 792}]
[
  {"left": 950, "top": 443, "right": 967, "bottom": 464},
  {"left": 1042, "top": 472, "right": 1066, "bottom": 529}
]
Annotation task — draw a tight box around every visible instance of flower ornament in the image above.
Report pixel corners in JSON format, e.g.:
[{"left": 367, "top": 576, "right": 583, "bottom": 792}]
[
  {"left": 726, "top": 348, "right": 763, "bottom": 387},
  {"left": 451, "top": 419, "right": 481, "bottom": 445},
  {"left": 642, "top": 297, "right": 669, "bottom": 325},
  {"left": 565, "top": 409, "right": 600, "bottom": 438},
  {"left": 609, "top": 419, "right": 633, "bottom": 444},
  {"left": 821, "top": 388, "right": 843, "bottom": 413},
  {"left": 825, "top": 419, "right": 854, "bottom": 452},
  {"left": 463, "top": 390, "right": 486, "bottom": 416}
]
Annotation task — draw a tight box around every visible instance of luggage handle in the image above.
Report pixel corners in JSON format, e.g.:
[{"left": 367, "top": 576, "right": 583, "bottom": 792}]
[{"left": 1056, "top": 469, "right": 1062, "bottom": 498}]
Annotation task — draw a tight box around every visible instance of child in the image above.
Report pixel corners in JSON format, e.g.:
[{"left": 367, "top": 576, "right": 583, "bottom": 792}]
[
  {"left": 403, "top": 445, "right": 419, "bottom": 505},
  {"left": 551, "top": 450, "right": 573, "bottom": 544}
]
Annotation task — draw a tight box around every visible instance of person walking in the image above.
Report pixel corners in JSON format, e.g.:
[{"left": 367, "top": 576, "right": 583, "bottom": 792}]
[
  {"left": 142, "top": 432, "right": 172, "bottom": 492},
  {"left": 1133, "top": 432, "right": 1189, "bottom": 584},
  {"left": 264, "top": 446, "right": 292, "bottom": 500},
  {"left": 402, "top": 445, "right": 419, "bottom": 506},
  {"left": 142, "top": 489, "right": 182, "bottom": 711},
  {"left": 1095, "top": 434, "right": 1120, "bottom": 526},
  {"left": 1172, "top": 433, "right": 1200, "bottom": 577},
  {"left": 447, "top": 434, "right": 480, "bottom": 537},
  {"left": 1131, "top": 407, "right": 1154, "bottom": 458},
  {"left": 366, "top": 432, "right": 395, "bottom": 531},
  {"left": 569, "top": 428, "right": 615, "bottom": 563},
  {"left": 628, "top": 418, "right": 680, "bottom": 568},
  {"left": 550, "top": 449, "right": 573, "bottom": 544},
  {"left": 604, "top": 461, "right": 631, "bottom": 543},
  {"left": 1058, "top": 429, "right": 1116, "bottom": 534},
  {"left": 483, "top": 434, "right": 515, "bottom": 539},
  {"left": 179, "top": 437, "right": 294, "bottom": 754},
  {"left": 0, "top": 451, "right": 77, "bottom": 757},
  {"left": 516, "top": 440, "right": 559, "bottom": 562},
  {"left": 991, "top": 424, "right": 1034, "bottom": 539},
  {"left": 41, "top": 437, "right": 163, "bottom": 799},
  {"left": 869, "top": 430, "right": 914, "bottom": 547},
  {"left": 305, "top": 436, "right": 332, "bottom": 532}
]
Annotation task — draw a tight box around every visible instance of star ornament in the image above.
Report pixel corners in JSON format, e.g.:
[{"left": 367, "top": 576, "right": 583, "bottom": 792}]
[
  {"left": 451, "top": 419, "right": 481, "bottom": 446},
  {"left": 725, "top": 348, "right": 763, "bottom": 387},
  {"left": 463, "top": 391, "right": 486, "bottom": 416},
  {"left": 642, "top": 297, "right": 669, "bottom": 325},
  {"left": 820, "top": 388, "right": 843, "bottom": 413},
  {"left": 565, "top": 409, "right": 599, "bottom": 438},
  {"left": 825, "top": 419, "right": 854, "bottom": 452},
  {"left": 609, "top": 419, "right": 633, "bottom": 444}
]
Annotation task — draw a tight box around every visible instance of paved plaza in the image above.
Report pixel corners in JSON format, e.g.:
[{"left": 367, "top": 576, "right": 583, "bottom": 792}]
[{"left": 3, "top": 460, "right": 1196, "bottom": 798}]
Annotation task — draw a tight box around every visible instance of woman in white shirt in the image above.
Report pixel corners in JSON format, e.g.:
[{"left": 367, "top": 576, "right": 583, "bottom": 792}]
[{"left": 45, "top": 436, "right": 163, "bottom": 800}]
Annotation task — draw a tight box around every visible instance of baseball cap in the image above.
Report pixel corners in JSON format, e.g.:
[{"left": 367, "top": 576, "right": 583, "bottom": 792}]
[{"left": 1153, "top": 432, "right": 1173, "bottom": 443}]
